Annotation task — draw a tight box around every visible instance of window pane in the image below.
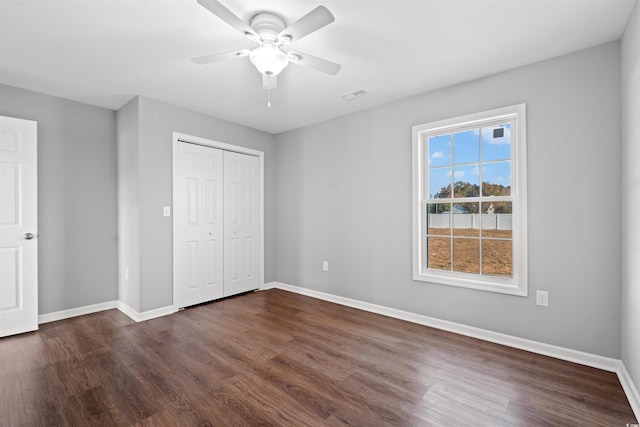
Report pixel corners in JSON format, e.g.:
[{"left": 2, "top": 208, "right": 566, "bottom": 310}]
[
  {"left": 482, "top": 201, "right": 512, "bottom": 238},
  {"left": 482, "top": 239, "right": 513, "bottom": 277},
  {"left": 427, "top": 203, "right": 451, "bottom": 236},
  {"left": 482, "top": 161, "right": 511, "bottom": 196},
  {"left": 427, "top": 237, "right": 451, "bottom": 271},
  {"left": 453, "top": 130, "right": 479, "bottom": 165},
  {"left": 482, "top": 123, "right": 511, "bottom": 161},
  {"left": 428, "top": 134, "right": 451, "bottom": 167},
  {"left": 453, "top": 165, "right": 480, "bottom": 197},
  {"left": 453, "top": 202, "right": 479, "bottom": 237},
  {"left": 453, "top": 238, "right": 480, "bottom": 274},
  {"left": 429, "top": 167, "right": 452, "bottom": 199}
]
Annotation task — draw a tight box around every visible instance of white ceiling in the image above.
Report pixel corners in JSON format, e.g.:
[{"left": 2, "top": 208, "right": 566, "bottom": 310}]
[{"left": 0, "top": 0, "right": 635, "bottom": 134}]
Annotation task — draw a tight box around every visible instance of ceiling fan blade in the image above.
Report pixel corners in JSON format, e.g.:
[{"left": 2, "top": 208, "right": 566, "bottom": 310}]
[
  {"left": 197, "top": 0, "right": 258, "bottom": 40},
  {"left": 191, "top": 49, "right": 251, "bottom": 65},
  {"left": 278, "top": 6, "right": 334, "bottom": 45},
  {"left": 286, "top": 50, "right": 341, "bottom": 75},
  {"left": 262, "top": 74, "right": 277, "bottom": 90}
]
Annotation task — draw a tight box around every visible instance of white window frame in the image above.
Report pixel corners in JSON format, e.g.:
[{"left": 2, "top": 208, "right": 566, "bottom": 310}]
[{"left": 412, "top": 104, "right": 528, "bottom": 296}]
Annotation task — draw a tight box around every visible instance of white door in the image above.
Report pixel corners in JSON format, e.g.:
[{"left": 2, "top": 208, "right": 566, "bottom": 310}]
[
  {"left": 175, "top": 143, "right": 224, "bottom": 308},
  {"left": 223, "top": 150, "right": 259, "bottom": 296},
  {"left": 0, "top": 116, "right": 38, "bottom": 337}
]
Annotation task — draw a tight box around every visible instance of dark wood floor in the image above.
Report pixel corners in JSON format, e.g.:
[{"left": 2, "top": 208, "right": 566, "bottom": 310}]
[{"left": 0, "top": 289, "right": 636, "bottom": 426}]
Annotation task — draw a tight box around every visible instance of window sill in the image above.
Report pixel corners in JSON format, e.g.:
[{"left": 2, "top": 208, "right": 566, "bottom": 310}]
[{"left": 413, "top": 270, "right": 527, "bottom": 296}]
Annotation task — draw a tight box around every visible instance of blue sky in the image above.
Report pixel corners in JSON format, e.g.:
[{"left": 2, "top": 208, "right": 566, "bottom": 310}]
[{"left": 428, "top": 124, "right": 512, "bottom": 198}]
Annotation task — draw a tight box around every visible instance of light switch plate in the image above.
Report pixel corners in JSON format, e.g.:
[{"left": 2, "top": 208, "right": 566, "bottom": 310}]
[{"left": 163, "top": 206, "right": 171, "bottom": 217}]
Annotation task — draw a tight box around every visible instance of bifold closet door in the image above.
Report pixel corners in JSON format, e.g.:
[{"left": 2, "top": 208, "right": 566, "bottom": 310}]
[
  {"left": 175, "top": 143, "right": 224, "bottom": 308},
  {"left": 223, "top": 150, "right": 259, "bottom": 297}
]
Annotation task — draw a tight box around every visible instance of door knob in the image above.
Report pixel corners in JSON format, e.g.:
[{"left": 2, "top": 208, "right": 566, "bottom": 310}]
[{"left": 24, "top": 232, "right": 35, "bottom": 240}]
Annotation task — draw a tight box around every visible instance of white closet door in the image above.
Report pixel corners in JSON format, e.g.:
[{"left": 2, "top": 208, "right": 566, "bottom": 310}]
[
  {"left": 175, "top": 143, "right": 223, "bottom": 308},
  {"left": 223, "top": 150, "right": 259, "bottom": 297},
  {"left": 200, "top": 146, "right": 224, "bottom": 301}
]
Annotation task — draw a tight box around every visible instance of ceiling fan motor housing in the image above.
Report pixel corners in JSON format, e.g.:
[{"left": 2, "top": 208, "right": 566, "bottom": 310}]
[{"left": 250, "top": 13, "right": 286, "bottom": 43}]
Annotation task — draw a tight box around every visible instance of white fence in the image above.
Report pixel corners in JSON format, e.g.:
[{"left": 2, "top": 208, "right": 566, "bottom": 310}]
[{"left": 428, "top": 213, "right": 512, "bottom": 230}]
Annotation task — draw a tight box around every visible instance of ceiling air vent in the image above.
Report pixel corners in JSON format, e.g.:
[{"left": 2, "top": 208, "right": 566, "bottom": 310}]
[{"left": 341, "top": 89, "right": 369, "bottom": 101}]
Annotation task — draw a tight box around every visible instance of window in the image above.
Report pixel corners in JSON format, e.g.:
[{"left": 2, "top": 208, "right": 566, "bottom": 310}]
[{"left": 412, "top": 104, "right": 527, "bottom": 295}]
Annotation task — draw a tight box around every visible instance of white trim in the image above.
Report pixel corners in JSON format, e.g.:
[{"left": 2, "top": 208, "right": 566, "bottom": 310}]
[
  {"left": 617, "top": 361, "right": 640, "bottom": 421},
  {"left": 271, "top": 282, "right": 640, "bottom": 418},
  {"left": 171, "top": 132, "right": 265, "bottom": 312},
  {"left": 261, "top": 281, "right": 277, "bottom": 290},
  {"left": 38, "top": 301, "right": 118, "bottom": 324},
  {"left": 270, "top": 282, "right": 619, "bottom": 371},
  {"left": 37, "top": 300, "right": 176, "bottom": 325},
  {"left": 30, "top": 283, "right": 640, "bottom": 420},
  {"left": 116, "top": 301, "right": 175, "bottom": 323}
]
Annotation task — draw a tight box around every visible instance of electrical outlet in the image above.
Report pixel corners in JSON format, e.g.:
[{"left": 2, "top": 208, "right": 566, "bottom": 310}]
[
  {"left": 322, "top": 261, "right": 329, "bottom": 271},
  {"left": 536, "top": 290, "right": 549, "bottom": 307}
]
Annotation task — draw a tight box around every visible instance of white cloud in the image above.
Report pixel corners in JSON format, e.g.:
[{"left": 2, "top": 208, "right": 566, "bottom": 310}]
[
  {"left": 432, "top": 151, "right": 444, "bottom": 159},
  {"left": 454, "top": 170, "right": 465, "bottom": 179}
]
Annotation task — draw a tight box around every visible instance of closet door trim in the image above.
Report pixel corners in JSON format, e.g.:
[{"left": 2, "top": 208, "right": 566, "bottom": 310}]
[{"left": 171, "top": 132, "right": 264, "bottom": 312}]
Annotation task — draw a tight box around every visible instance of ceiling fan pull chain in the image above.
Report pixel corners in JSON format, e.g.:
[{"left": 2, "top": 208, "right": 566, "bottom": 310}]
[{"left": 267, "top": 81, "right": 272, "bottom": 107}]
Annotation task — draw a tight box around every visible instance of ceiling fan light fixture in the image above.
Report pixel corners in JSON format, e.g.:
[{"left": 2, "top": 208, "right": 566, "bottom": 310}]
[{"left": 249, "top": 43, "right": 289, "bottom": 76}]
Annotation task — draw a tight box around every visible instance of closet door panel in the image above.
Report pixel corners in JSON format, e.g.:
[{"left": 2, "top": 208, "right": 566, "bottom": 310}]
[
  {"left": 201, "top": 146, "right": 224, "bottom": 301},
  {"left": 223, "top": 151, "right": 259, "bottom": 297},
  {"left": 176, "top": 143, "right": 204, "bottom": 308},
  {"left": 176, "top": 143, "right": 223, "bottom": 308}
]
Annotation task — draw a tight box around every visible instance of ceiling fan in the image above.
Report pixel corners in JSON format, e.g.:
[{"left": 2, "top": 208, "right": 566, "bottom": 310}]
[{"left": 192, "top": 0, "right": 341, "bottom": 92}]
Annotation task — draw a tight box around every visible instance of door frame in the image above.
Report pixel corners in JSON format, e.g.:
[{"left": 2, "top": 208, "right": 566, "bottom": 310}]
[{"left": 171, "top": 132, "right": 264, "bottom": 312}]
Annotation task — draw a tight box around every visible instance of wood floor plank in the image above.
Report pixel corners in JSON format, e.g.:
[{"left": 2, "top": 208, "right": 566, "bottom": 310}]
[
  {"left": 0, "top": 372, "right": 28, "bottom": 426},
  {"left": 223, "top": 371, "right": 329, "bottom": 427},
  {"left": 0, "top": 288, "right": 636, "bottom": 426},
  {"left": 20, "top": 364, "right": 73, "bottom": 426}
]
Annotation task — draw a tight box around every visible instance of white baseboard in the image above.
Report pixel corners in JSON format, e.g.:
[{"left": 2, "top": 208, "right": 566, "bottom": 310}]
[
  {"left": 116, "top": 301, "right": 175, "bottom": 323},
  {"left": 269, "top": 281, "right": 639, "bottom": 421},
  {"left": 34, "top": 283, "right": 639, "bottom": 420},
  {"left": 271, "top": 282, "right": 618, "bottom": 370},
  {"left": 38, "top": 300, "right": 118, "bottom": 324},
  {"left": 38, "top": 299, "right": 175, "bottom": 325},
  {"left": 618, "top": 362, "right": 640, "bottom": 420},
  {"left": 261, "top": 282, "right": 277, "bottom": 290}
]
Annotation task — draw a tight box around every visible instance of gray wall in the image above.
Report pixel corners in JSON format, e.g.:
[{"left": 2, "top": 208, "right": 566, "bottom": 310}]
[
  {"left": 275, "top": 42, "right": 622, "bottom": 358},
  {"left": 133, "top": 96, "right": 276, "bottom": 312},
  {"left": 621, "top": 0, "right": 640, "bottom": 393},
  {"left": 116, "top": 97, "right": 141, "bottom": 311},
  {"left": 0, "top": 84, "right": 118, "bottom": 314}
]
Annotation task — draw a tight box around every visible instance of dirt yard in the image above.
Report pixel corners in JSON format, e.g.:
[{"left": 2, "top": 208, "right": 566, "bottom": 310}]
[{"left": 427, "top": 228, "right": 513, "bottom": 277}]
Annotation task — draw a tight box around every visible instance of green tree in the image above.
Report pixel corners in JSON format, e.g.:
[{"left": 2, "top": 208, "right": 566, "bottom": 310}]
[
  {"left": 482, "top": 182, "right": 510, "bottom": 197},
  {"left": 431, "top": 181, "right": 512, "bottom": 214}
]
